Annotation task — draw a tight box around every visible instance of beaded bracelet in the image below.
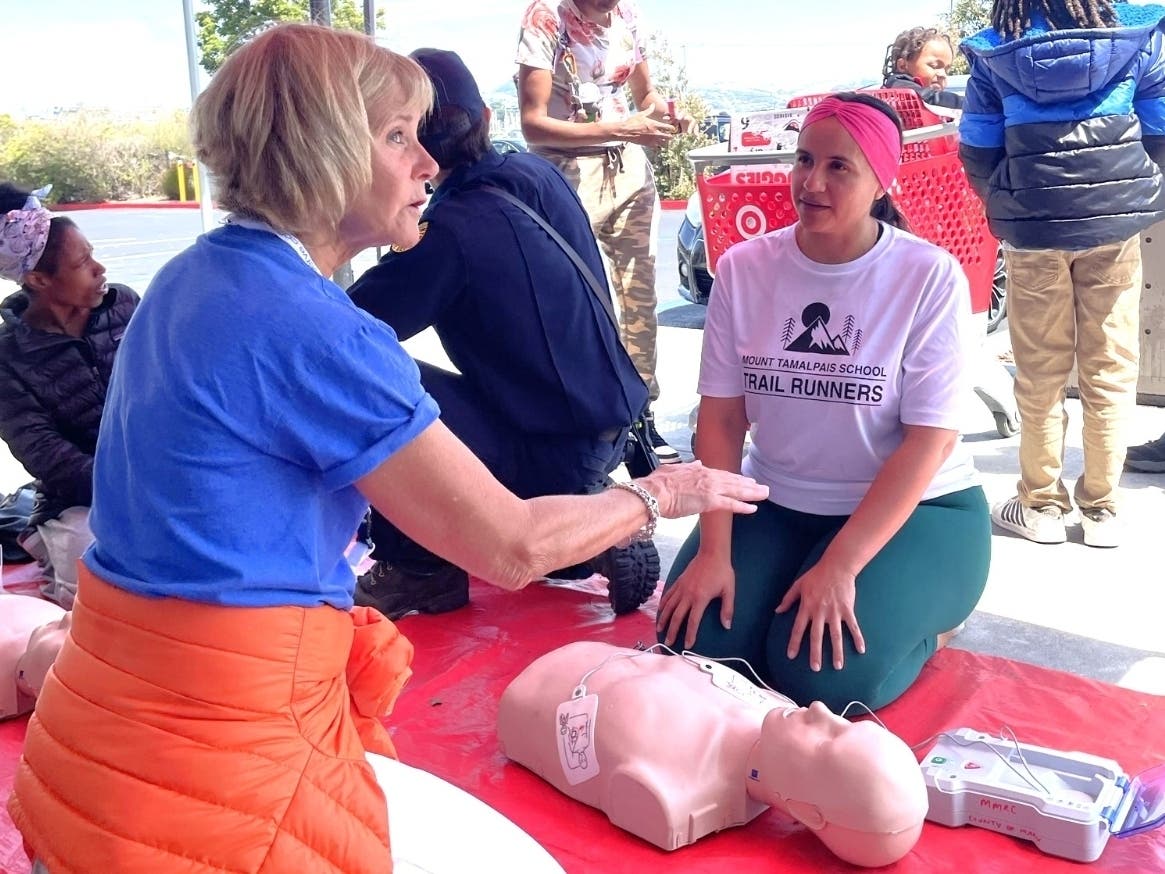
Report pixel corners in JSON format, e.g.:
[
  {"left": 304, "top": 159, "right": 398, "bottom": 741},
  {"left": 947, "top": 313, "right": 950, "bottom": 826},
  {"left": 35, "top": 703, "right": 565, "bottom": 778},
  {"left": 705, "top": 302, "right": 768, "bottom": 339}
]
[{"left": 609, "top": 480, "right": 659, "bottom": 544}]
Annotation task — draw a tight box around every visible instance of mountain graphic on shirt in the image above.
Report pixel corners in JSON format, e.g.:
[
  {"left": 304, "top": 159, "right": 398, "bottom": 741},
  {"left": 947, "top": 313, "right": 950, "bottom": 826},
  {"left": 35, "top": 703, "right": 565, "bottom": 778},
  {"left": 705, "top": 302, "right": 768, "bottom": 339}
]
[{"left": 785, "top": 302, "right": 851, "bottom": 355}]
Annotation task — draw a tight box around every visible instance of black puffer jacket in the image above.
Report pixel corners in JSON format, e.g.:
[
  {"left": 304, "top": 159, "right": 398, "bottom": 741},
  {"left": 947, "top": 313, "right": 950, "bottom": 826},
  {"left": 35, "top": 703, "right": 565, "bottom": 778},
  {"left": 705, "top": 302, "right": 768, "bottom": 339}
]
[
  {"left": 0, "top": 284, "right": 138, "bottom": 527},
  {"left": 882, "top": 73, "right": 964, "bottom": 110}
]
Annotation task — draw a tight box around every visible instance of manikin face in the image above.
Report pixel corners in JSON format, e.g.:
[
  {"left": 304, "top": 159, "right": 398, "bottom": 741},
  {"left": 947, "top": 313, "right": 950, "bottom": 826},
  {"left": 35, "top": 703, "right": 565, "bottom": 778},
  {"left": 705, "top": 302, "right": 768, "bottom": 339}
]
[
  {"left": 898, "top": 39, "right": 953, "bottom": 89},
  {"left": 761, "top": 702, "right": 919, "bottom": 830},
  {"left": 769, "top": 701, "right": 854, "bottom": 760},
  {"left": 339, "top": 108, "right": 437, "bottom": 253},
  {"left": 27, "top": 224, "right": 107, "bottom": 310},
  {"left": 791, "top": 117, "right": 885, "bottom": 251}
]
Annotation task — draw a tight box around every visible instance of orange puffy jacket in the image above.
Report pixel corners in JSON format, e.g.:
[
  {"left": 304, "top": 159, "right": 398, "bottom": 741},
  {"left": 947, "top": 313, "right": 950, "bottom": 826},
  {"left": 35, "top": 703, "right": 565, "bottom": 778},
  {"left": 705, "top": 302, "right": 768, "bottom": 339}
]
[{"left": 9, "top": 567, "right": 414, "bottom": 873}]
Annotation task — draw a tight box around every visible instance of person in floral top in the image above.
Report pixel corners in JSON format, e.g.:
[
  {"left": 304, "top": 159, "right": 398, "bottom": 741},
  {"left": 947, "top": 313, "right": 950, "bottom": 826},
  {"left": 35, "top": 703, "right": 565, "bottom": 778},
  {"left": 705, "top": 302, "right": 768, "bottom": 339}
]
[{"left": 516, "top": 0, "right": 692, "bottom": 464}]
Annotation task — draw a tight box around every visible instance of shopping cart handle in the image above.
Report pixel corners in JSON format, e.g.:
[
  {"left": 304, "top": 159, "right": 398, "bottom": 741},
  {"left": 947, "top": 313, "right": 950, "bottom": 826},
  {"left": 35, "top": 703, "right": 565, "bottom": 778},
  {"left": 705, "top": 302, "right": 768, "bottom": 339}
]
[{"left": 687, "top": 121, "right": 959, "bottom": 174}]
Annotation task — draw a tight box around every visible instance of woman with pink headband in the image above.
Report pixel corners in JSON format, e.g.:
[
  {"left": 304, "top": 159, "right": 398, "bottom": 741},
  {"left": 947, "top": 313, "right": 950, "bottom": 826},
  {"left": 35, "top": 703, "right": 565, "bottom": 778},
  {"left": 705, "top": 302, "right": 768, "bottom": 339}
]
[
  {"left": 0, "top": 183, "right": 138, "bottom": 610},
  {"left": 658, "top": 93, "right": 990, "bottom": 712}
]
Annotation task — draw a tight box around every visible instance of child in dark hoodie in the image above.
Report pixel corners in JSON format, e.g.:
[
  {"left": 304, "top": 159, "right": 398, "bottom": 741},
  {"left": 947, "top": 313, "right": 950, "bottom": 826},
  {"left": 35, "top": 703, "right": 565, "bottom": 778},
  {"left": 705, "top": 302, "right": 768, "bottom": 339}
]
[
  {"left": 882, "top": 26, "right": 964, "bottom": 109},
  {"left": 960, "top": 0, "right": 1165, "bottom": 549}
]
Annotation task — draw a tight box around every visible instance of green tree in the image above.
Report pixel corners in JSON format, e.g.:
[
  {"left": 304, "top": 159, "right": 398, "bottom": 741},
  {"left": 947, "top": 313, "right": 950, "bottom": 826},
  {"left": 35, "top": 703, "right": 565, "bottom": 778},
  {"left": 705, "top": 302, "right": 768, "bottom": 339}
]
[
  {"left": 642, "top": 34, "right": 715, "bottom": 201},
  {"left": 0, "top": 111, "right": 194, "bottom": 203},
  {"left": 196, "top": 0, "right": 380, "bottom": 74},
  {"left": 943, "top": 0, "right": 992, "bottom": 74}
]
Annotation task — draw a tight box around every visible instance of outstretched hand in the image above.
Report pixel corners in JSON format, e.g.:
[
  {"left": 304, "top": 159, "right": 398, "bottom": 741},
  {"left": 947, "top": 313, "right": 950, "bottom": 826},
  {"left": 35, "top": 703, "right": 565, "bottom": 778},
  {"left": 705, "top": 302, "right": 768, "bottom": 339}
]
[
  {"left": 638, "top": 461, "right": 768, "bottom": 519},
  {"left": 656, "top": 550, "right": 735, "bottom": 649},
  {"left": 775, "top": 557, "right": 866, "bottom": 672},
  {"left": 667, "top": 107, "right": 696, "bottom": 135},
  {"left": 615, "top": 108, "right": 677, "bottom": 147}
]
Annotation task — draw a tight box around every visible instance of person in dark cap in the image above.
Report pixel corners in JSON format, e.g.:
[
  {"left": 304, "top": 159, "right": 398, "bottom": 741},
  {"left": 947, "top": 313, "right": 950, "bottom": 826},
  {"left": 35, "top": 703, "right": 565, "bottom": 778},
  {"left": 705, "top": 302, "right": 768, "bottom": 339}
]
[{"left": 349, "top": 48, "right": 661, "bottom": 619}]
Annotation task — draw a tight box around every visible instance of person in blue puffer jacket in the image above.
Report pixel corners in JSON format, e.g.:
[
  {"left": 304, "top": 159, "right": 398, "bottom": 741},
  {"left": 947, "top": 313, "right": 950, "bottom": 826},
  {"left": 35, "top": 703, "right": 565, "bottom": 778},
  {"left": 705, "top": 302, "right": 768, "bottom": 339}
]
[{"left": 959, "top": 0, "right": 1165, "bottom": 550}]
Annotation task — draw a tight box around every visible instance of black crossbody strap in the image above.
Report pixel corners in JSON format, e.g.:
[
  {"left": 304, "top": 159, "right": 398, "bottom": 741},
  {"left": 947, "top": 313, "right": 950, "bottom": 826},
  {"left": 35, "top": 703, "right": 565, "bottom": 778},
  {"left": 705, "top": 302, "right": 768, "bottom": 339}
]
[
  {"left": 478, "top": 185, "right": 619, "bottom": 329},
  {"left": 477, "top": 184, "right": 657, "bottom": 473}
]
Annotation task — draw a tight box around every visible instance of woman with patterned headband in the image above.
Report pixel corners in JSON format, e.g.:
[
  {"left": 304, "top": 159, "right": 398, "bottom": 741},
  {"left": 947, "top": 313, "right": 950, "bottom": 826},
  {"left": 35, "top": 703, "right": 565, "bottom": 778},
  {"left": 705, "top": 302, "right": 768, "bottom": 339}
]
[
  {"left": 0, "top": 183, "right": 138, "bottom": 609},
  {"left": 658, "top": 93, "right": 990, "bottom": 712}
]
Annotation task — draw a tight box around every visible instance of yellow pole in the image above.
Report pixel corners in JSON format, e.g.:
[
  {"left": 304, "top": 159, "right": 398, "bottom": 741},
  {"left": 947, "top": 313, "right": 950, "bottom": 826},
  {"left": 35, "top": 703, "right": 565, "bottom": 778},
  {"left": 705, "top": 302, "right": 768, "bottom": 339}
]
[
  {"left": 189, "top": 162, "right": 200, "bottom": 203},
  {"left": 176, "top": 162, "right": 187, "bottom": 202}
]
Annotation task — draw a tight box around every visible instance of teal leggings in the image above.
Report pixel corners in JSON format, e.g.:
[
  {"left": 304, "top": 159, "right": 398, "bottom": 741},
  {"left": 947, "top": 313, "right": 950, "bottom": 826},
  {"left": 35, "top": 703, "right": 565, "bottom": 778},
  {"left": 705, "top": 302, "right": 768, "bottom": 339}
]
[{"left": 659, "top": 487, "right": 990, "bottom": 712}]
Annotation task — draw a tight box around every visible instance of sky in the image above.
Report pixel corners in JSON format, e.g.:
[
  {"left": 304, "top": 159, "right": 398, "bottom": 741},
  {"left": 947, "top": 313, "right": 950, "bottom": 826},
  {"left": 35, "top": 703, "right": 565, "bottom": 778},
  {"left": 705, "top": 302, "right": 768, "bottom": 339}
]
[{"left": 1, "top": 0, "right": 956, "bottom": 117}]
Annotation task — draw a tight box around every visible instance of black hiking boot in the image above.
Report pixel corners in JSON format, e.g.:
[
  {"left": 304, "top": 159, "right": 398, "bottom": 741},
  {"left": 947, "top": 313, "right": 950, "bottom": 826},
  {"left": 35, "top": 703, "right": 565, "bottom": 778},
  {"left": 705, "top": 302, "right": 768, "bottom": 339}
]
[
  {"left": 354, "top": 560, "right": 469, "bottom": 620},
  {"left": 592, "top": 540, "right": 661, "bottom": 615}
]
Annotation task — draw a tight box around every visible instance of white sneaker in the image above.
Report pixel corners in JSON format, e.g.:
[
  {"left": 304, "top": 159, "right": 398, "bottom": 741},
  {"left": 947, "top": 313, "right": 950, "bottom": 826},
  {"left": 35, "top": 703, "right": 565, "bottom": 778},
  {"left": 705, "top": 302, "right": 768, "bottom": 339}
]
[
  {"left": 990, "top": 496, "right": 1067, "bottom": 544},
  {"left": 1081, "top": 508, "right": 1120, "bottom": 548}
]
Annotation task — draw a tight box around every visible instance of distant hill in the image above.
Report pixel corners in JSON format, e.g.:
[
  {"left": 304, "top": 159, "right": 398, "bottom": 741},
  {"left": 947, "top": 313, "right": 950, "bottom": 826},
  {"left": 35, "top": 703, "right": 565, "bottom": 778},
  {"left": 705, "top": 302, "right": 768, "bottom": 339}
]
[{"left": 485, "top": 79, "right": 870, "bottom": 119}]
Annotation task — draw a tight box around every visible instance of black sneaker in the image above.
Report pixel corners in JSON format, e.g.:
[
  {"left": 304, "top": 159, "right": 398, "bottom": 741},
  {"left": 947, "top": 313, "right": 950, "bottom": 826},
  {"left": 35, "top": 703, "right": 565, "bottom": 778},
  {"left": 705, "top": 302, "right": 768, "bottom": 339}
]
[
  {"left": 590, "top": 540, "right": 662, "bottom": 615},
  {"left": 1125, "top": 432, "right": 1165, "bottom": 473},
  {"left": 642, "top": 410, "right": 681, "bottom": 465},
  {"left": 354, "top": 560, "right": 469, "bottom": 620}
]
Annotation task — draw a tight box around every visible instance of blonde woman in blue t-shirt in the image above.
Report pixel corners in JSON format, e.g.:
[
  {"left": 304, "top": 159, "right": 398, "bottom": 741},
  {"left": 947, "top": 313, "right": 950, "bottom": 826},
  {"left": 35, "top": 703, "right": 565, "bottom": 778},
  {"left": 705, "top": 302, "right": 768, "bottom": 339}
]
[{"left": 8, "top": 23, "right": 767, "bottom": 874}]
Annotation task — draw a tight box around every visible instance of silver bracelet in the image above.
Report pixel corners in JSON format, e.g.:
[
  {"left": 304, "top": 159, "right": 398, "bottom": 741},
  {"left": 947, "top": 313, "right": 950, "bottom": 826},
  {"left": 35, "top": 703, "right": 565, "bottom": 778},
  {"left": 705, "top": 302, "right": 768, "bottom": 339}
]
[{"left": 609, "top": 480, "right": 659, "bottom": 544}]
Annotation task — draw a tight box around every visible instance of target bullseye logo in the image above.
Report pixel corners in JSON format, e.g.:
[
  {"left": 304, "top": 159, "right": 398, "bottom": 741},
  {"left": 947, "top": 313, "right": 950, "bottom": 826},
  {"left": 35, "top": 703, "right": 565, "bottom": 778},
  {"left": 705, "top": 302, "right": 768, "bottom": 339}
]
[{"left": 735, "top": 205, "right": 766, "bottom": 240}]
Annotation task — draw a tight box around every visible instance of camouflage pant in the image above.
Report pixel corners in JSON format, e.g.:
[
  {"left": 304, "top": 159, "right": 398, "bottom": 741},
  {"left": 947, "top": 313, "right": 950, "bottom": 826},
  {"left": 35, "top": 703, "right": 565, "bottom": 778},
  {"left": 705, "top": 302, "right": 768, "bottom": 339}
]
[{"left": 543, "top": 144, "right": 661, "bottom": 400}]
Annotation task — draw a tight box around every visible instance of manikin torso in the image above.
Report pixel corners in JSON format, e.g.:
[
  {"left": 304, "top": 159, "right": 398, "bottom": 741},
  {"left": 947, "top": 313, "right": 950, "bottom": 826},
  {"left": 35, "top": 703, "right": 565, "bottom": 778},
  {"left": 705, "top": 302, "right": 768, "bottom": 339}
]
[
  {"left": 498, "top": 641, "right": 928, "bottom": 867},
  {"left": 0, "top": 594, "right": 68, "bottom": 721}
]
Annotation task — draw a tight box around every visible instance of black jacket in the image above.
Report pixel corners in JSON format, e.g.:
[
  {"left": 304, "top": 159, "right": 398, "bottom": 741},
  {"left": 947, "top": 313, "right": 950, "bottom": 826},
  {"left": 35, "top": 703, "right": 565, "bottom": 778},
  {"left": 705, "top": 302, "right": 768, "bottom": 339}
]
[
  {"left": 0, "top": 284, "right": 138, "bottom": 527},
  {"left": 882, "top": 73, "right": 964, "bottom": 110},
  {"left": 349, "top": 150, "right": 648, "bottom": 436}
]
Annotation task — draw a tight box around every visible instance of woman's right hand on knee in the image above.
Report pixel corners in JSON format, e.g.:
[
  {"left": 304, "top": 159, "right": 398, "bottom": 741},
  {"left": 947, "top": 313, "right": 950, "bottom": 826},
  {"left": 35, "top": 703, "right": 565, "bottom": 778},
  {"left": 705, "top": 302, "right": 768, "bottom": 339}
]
[
  {"left": 640, "top": 461, "right": 768, "bottom": 519},
  {"left": 656, "top": 551, "right": 736, "bottom": 649}
]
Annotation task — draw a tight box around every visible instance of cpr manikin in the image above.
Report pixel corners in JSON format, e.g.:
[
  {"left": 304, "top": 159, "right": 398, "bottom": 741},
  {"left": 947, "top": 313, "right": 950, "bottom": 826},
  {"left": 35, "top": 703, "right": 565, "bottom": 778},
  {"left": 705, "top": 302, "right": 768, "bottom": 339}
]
[
  {"left": 0, "top": 594, "right": 69, "bottom": 721},
  {"left": 497, "top": 641, "right": 929, "bottom": 867}
]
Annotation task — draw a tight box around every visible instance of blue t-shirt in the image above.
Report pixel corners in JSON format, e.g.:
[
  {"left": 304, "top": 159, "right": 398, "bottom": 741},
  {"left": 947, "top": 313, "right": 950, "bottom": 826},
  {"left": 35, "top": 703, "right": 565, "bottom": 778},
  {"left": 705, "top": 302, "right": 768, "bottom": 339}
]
[{"left": 85, "top": 225, "right": 440, "bottom": 608}]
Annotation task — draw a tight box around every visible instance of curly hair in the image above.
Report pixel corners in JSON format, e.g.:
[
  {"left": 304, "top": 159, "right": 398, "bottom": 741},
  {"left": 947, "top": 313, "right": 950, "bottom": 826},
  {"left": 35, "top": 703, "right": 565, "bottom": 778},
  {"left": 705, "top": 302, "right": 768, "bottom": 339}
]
[
  {"left": 990, "top": 0, "right": 1117, "bottom": 41},
  {"left": 882, "top": 27, "right": 952, "bottom": 82}
]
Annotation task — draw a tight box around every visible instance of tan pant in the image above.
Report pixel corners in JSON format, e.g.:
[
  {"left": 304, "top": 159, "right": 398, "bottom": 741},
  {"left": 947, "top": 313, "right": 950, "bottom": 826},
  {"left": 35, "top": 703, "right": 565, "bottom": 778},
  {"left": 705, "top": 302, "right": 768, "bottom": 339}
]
[
  {"left": 542, "top": 144, "right": 660, "bottom": 400},
  {"left": 1005, "top": 237, "right": 1141, "bottom": 512}
]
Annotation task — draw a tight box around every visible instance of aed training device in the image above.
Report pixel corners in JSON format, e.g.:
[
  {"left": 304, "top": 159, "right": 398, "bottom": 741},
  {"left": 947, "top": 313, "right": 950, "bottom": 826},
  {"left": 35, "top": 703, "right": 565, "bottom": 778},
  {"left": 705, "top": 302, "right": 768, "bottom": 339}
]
[{"left": 921, "top": 728, "right": 1165, "bottom": 862}]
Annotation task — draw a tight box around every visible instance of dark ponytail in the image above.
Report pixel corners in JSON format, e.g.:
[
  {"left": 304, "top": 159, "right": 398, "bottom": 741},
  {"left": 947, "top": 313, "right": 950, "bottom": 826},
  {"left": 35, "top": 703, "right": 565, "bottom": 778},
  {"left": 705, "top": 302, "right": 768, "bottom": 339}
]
[
  {"left": 829, "top": 93, "right": 909, "bottom": 231},
  {"left": 871, "top": 194, "right": 909, "bottom": 231}
]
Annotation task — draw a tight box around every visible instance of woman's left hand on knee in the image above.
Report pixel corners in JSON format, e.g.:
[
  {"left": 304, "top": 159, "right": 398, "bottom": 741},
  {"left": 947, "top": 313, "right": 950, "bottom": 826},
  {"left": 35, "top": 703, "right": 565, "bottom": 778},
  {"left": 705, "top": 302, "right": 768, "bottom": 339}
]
[{"left": 776, "top": 560, "right": 865, "bottom": 672}]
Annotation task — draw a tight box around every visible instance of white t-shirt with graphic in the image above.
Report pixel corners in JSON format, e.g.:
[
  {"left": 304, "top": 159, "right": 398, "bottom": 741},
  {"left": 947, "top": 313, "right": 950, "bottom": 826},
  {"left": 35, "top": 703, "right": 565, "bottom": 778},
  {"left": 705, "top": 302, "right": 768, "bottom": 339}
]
[
  {"left": 515, "top": 0, "right": 644, "bottom": 127},
  {"left": 699, "top": 223, "right": 979, "bottom": 516}
]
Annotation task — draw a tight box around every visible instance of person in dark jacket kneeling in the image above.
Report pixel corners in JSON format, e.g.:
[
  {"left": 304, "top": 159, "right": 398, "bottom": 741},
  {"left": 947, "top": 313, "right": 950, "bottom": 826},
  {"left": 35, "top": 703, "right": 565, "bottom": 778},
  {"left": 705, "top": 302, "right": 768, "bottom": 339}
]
[
  {"left": 960, "top": 0, "right": 1165, "bottom": 549},
  {"left": 349, "top": 49, "right": 661, "bottom": 618},
  {"left": 0, "top": 183, "right": 139, "bottom": 607}
]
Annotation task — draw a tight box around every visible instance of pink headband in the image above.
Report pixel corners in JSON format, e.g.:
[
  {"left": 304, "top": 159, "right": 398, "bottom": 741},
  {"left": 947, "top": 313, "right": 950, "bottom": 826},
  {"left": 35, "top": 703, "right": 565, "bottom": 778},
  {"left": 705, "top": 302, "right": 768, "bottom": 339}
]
[
  {"left": 802, "top": 97, "right": 902, "bottom": 190},
  {"left": 0, "top": 189, "right": 53, "bottom": 283}
]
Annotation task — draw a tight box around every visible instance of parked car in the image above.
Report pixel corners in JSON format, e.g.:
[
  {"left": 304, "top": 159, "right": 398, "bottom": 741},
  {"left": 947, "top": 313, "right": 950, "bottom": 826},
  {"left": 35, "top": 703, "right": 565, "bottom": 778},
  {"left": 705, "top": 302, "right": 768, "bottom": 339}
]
[
  {"left": 492, "top": 136, "right": 528, "bottom": 156},
  {"left": 945, "top": 74, "right": 969, "bottom": 97},
  {"left": 676, "top": 192, "right": 715, "bottom": 305}
]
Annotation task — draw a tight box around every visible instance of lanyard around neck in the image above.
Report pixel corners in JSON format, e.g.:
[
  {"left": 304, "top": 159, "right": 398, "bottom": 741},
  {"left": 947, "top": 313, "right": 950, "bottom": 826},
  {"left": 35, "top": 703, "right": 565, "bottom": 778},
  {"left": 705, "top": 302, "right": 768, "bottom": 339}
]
[{"left": 226, "top": 215, "right": 323, "bottom": 276}]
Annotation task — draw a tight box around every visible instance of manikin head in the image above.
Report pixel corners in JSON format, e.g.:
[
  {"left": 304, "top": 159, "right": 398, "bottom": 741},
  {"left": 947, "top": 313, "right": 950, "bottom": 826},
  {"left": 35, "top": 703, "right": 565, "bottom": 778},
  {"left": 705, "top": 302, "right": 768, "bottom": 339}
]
[
  {"left": 747, "top": 702, "right": 929, "bottom": 867},
  {"left": 0, "top": 595, "right": 68, "bottom": 721}
]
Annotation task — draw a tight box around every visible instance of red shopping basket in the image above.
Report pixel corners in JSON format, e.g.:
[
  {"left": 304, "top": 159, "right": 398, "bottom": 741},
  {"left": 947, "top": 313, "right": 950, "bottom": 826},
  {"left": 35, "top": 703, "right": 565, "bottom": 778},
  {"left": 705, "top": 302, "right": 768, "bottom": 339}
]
[{"left": 695, "top": 89, "right": 997, "bottom": 313}]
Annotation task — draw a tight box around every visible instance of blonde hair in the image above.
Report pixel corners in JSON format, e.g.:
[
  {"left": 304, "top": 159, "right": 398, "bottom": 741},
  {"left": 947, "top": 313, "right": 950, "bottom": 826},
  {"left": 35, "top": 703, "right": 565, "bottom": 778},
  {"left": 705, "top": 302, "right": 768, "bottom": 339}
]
[{"left": 191, "top": 23, "right": 433, "bottom": 239}]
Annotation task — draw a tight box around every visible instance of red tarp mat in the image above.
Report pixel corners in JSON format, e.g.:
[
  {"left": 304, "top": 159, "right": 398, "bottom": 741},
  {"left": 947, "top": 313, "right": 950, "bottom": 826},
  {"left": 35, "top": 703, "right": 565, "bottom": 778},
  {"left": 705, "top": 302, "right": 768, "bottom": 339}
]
[{"left": 1, "top": 577, "right": 1162, "bottom": 874}]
